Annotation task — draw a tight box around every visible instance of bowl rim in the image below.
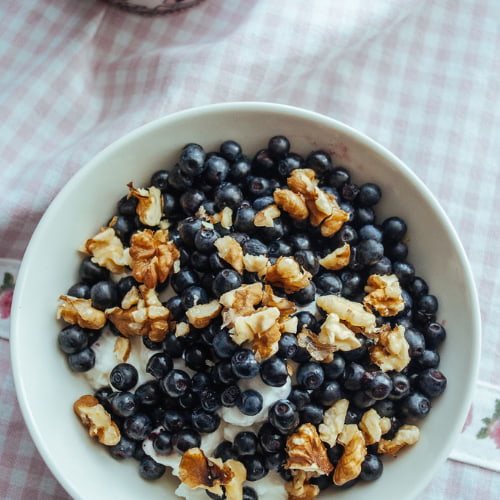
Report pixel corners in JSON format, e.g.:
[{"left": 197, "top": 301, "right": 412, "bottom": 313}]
[{"left": 10, "top": 101, "right": 482, "bottom": 499}]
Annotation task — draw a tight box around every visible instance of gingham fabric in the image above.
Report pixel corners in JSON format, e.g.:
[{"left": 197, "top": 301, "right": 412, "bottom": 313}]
[{"left": 1, "top": 0, "right": 499, "bottom": 498}]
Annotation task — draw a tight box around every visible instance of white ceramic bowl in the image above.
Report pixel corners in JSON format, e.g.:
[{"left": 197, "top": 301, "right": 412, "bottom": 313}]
[{"left": 11, "top": 102, "right": 481, "bottom": 500}]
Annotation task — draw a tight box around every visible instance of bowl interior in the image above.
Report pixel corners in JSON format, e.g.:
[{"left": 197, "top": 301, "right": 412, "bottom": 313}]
[{"left": 11, "top": 102, "right": 480, "bottom": 500}]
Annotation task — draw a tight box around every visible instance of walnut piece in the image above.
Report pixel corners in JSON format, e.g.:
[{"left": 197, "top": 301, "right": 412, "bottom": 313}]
[
  {"left": 318, "top": 313, "right": 361, "bottom": 351},
  {"left": 364, "top": 274, "right": 405, "bottom": 317},
  {"left": 318, "top": 243, "right": 351, "bottom": 271},
  {"left": 214, "top": 236, "right": 244, "bottom": 274},
  {"left": 378, "top": 424, "right": 420, "bottom": 456},
  {"left": 359, "top": 409, "right": 392, "bottom": 445},
  {"left": 113, "top": 336, "right": 131, "bottom": 363},
  {"left": 265, "top": 256, "right": 312, "bottom": 293},
  {"left": 81, "top": 226, "right": 131, "bottom": 274},
  {"left": 242, "top": 254, "right": 269, "bottom": 277},
  {"left": 318, "top": 399, "right": 349, "bottom": 447},
  {"left": 186, "top": 300, "right": 223, "bottom": 329},
  {"left": 286, "top": 423, "right": 333, "bottom": 475},
  {"left": 73, "top": 395, "right": 120, "bottom": 446},
  {"left": 106, "top": 285, "right": 170, "bottom": 342},
  {"left": 370, "top": 324, "right": 410, "bottom": 372},
  {"left": 175, "top": 321, "right": 190, "bottom": 338},
  {"left": 319, "top": 203, "right": 350, "bottom": 237},
  {"left": 127, "top": 183, "right": 163, "bottom": 227},
  {"left": 316, "top": 294, "right": 376, "bottom": 330},
  {"left": 285, "top": 470, "right": 320, "bottom": 500},
  {"left": 254, "top": 204, "right": 281, "bottom": 227},
  {"left": 232, "top": 307, "right": 281, "bottom": 345},
  {"left": 333, "top": 427, "right": 367, "bottom": 486},
  {"left": 273, "top": 188, "right": 309, "bottom": 221},
  {"left": 287, "top": 168, "right": 318, "bottom": 197},
  {"left": 178, "top": 448, "right": 246, "bottom": 500},
  {"left": 57, "top": 295, "right": 106, "bottom": 330},
  {"left": 129, "top": 229, "right": 180, "bottom": 289},
  {"left": 207, "top": 207, "right": 234, "bottom": 229}
]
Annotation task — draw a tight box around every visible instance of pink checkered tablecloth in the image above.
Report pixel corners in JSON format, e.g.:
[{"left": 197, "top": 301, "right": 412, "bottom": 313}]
[{"left": 1, "top": 0, "right": 499, "bottom": 498}]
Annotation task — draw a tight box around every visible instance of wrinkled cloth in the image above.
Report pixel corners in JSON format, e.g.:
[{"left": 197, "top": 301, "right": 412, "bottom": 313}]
[{"left": 1, "top": 0, "right": 499, "bottom": 498}]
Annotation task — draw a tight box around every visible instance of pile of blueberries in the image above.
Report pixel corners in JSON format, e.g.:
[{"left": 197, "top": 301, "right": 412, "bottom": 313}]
[{"left": 57, "top": 136, "right": 447, "bottom": 496}]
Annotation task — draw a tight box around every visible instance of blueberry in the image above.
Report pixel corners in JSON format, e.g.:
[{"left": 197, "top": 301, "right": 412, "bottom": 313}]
[
  {"left": 333, "top": 224, "right": 358, "bottom": 247},
  {"left": 358, "top": 224, "right": 383, "bottom": 242},
  {"left": 277, "top": 333, "right": 298, "bottom": 359},
  {"left": 373, "top": 399, "right": 396, "bottom": 418},
  {"left": 171, "top": 267, "right": 199, "bottom": 293},
  {"left": 323, "top": 355, "right": 346, "bottom": 380},
  {"left": 214, "top": 182, "right": 244, "bottom": 210},
  {"left": 242, "top": 486, "right": 259, "bottom": 500},
  {"left": 364, "top": 372, "right": 393, "bottom": 400},
  {"left": 356, "top": 183, "right": 382, "bottom": 207},
  {"left": 191, "top": 408, "right": 221, "bottom": 433},
  {"left": 389, "top": 373, "right": 411, "bottom": 400},
  {"left": 161, "top": 369, "right": 191, "bottom": 397},
  {"left": 258, "top": 217, "right": 287, "bottom": 242},
  {"left": 313, "top": 380, "right": 343, "bottom": 407},
  {"left": 258, "top": 422, "right": 286, "bottom": 454},
  {"left": 287, "top": 386, "right": 311, "bottom": 411},
  {"left": 221, "top": 384, "right": 241, "bottom": 407},
  {"left": 353, "top": 206, "right": 375, "bottom": 227},
  {"left": 293, "top": 310, "right": 319, "bottom": 333},
  {"left": 409, "top": 276, "right": 429, "bottom": 299},
  {"left": 90, "top": 281, "right": 120, "bottom": 311},
  {"left": 360, "top": 454, "right": 383, "bottom": 481},
  {"left": 180, "top": 189, "right": 206, "bottom": 215},
  {"left": 167, "top": 165, "right": 193, "bottom": 192},
  {"left": 300, "top": 403, "right": 324, "bottom": 425},
  {"left": 342, "top": 362, "right": 366, "bottom": 391},
  {"left": 252, "top": 149, "right": 275, "bottom": 177},
  {"left": 426, "top": 322, "right": 447, "bottom": 350},
  {"left": 212, "top": 269, "right": 242, "bottom": 297},
  {"left": 179, "top": 143, "right": 206, "bottom": 177},
  {"left": 268, "top": 135, "right": 290, "bottom": 159},
  {"left": 184, "top": 343, "right": 210, "bottom": 371},
  {"left": 200, "top": 388, "right": 222, "bottom": 413},
  {"left": 382, "top": 216, "right": 407, "bottom": 243},
  {"left": 220, "top": 140, "right": 243, "bottom": 162},
  {"left": 110, "top": 363, "right": 138, "bottom": 391},
  {"left": 306, "top": 150, "right": 333, "bottom": 178},
  {"left": 400, "top": 392, "right": 431, "bottom": 420},
  {"left": 417, "top": 349, "right": 441, "bottom": 368},
  {"left": 150, "top": 169, "right": 170, "bottom": 191},
  {"left": 162, "top": 332, "right": 186, "bottom": 358},
  {"left": 234, "top": 205, "right": 257, "bottom": 233},
  {"left": 118, "top": 195, "right": 138, "bottom": 216},
  {"left": 341, "top": 182, "right": 360, "bottom": 202},
  {"left": 111, "top": 215, "right": 136, "bottom": 243},
  {"left": 268, "top": 399, "right": 299, "bottom": 435},
  {"left": 356, "top": 239, "right": 384, "bottom": 266},
  {"left": 109, "top": 436, "right": 137, "bottom": 460},
  {"left": 260, "top": 356, "right": 288, "bottom": 387},
  {"left": 173, "top": 429, "right": 201, "bottom": 453},
  {"left": 110, "top": 391, "right": 137, "bottom": 418},
  {"left": 231, "top": 349, "right": 260, "bottom": 379},
  {"left": 212, "top": 329, "right": 239, "bottom": 358},
  {"left": 241, "top": 454, "right": 268, "bottom": 481},
  {"left": 234, "top": 431, "right": 259, "bottom": 456},
  {"left": 278, "top": 152, "right": 304, "bottom": 177},
  {"left": 268, "top": 240, "right": 293, "bottom": 257},
  {"left": 367, "top": 256, "right": 392, "bottom": 275},
  {"left": 146, "top": 352, "right": 173, "bottom": 379},
  {"left": 352, "top": 390, "right": 376, "bottom": 410},
  {"left": 385, "top": 241, "right": 408, "bottom": 261},
  {"left": 134, "top": 381, "right": 162, "bottom": 409},
  {"left": 79, "top": 257, "right": 110, "bottom": 284},
  {"left": 252, "top": 195, "right": 275, "bottom": 211},
  {"left": 237, "top": 390, "right": 263, "bottom": 416},
  {"left": 58, "top": 325, "right": 89, "bottom": 354},
  {"left": 163, "top": 409, "right": 188, "bottom": 433},
  {"left": 181, "top": 285, "right": 209, "bottom": 309},
  {"left": 153, "top": 431, "right": 173, "bottom": 455},
  {"left": 67, "top": 347, "right": 95, "bottom": 372},
  {"left": 178, "top": 217, "right": 204, "bottom": 248},
  {"left": 214, "top": 441, "right": 239, "bottom": 462},
  {"left": 290, "top": 282, "right": 316, "bottom": 305},
  {"left": 242, "top": 238, "right": 268, "bottom": 256},
  {"left": 315, "top": 272, "right": 342, "bottom": 295},
  {"left": 116, "top": 275, "right": 139, "bottom": 301},
  {"left": 94, "top": 386, "right": 114, "bottom": 411},
  {"left": 297, "top": 362, "right": 325, "bottom": 390},
  {"left": 203, "top": 155, "right": 230, "bottom": 185},
  {"left": 393, "top": 260, "right": 415, "bottom": 287},
  {"left": 417, "top": 294, "right": 439, "bottom": 314},
  {"left": 163, "top": 295, "right": 184, "bottom": 321},
  {"left": 294, "top": 249, "right": 319, "bottom": 275},
  {"left": 263, "top": 450, "right": 286, "bottom": 471},
  {"left": 163, "top": 192, "right": 181, "bottom": 218},
  {"left": 328, "top": 167, "right": 350, "bottom": 188},
  {"left": 67, "top": 282, "right": 91, "bottom": 299},
  {"left": 418, "top": 368, "right": 447, "bottom": 398},
  {"left": 138, "top": 456, "right": 166, "bottom": 480},
  {"left": 123, "top": 413, "right": 152, "bottom": 441},
  {"left": 404, "top": 327, "right": 426, "bottom": 358}
]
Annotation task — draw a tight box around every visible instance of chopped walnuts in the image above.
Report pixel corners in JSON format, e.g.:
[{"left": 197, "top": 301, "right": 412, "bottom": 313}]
[
  {"left": 318, "top": 399, "right": 349, "bottom": 447},
  {"left": 378, "top": 424, "right": 420, "bottom": 456},
  {"left": 316, "top": 294, "right": 376, "bottom": 331},
  {"left": 286, "top": 423, "right": 333, "bottom": 475},
  {"left": 318, "top": 243, "right": 351, "bottom": 271},
  {"left": 273, "top": 188, "right": 309, "bottom": 221},
  {"left": 265, "top": 256, "right": 312, "bottom": 293},
  {"left": 359, "top": 408, "right": 392, "bottom": 445},
  {"left": 333, "top": 427, "right": 367, "bottom": 486},
  {"left": 178, "top": 448, "right": 246, "bottom": 500},
  {"left": 370, "top": 324, "right": 410, "bottom": 372},
  {"left": 81, "top": 225, "right": 131, "bottom": 274},
  {"left": 364, "top": 274, "right": 405, "bottom": 317},
  {"left": 57, "top": 295, "right": 106, "bottom": 330},
  {"left": 185, "top": 300, "right": 223, "bottom": 329},
  {"left": 73, "top": 395, "right": 120, "bottom": 446},
  {"left": 285, "top": 470, "right": 320, "bottom": 500},
  {"left": 129, "top": 229, "right": 180, "bottom": 289},
  {"left": 253, "top": 203, "right": 281, "bottom": 227},
  {"left": 127, "top": 183, "right": 163, "bottom": 227},
  {"left": 214, "top": 236, "right": 244, "bottom": 274}
]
